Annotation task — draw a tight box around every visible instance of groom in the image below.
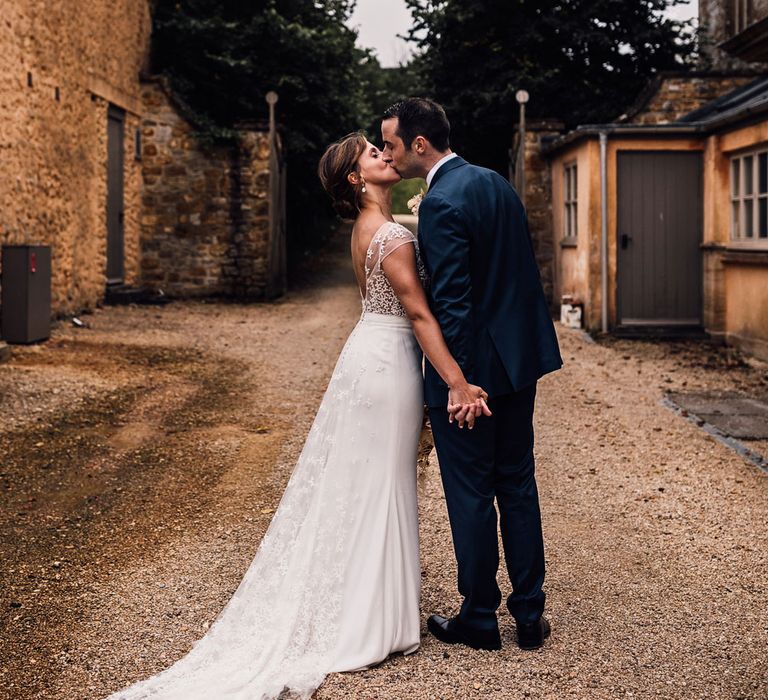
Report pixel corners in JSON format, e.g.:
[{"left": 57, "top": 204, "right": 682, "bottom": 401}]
[{"left": 381, "top": 98, "right": 562, "bottom": 651}]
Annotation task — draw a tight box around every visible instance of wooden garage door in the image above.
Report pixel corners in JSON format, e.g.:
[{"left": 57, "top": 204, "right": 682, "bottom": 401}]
[
  {"left": 106, "top": 105, "right": 125, "bottom": 284},
  {"left": 617, "top": 151, "right": 703, "bottom": 327}
]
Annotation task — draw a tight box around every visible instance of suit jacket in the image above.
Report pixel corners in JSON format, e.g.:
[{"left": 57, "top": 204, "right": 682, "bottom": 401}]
[{"left": 417, "top": 156, "right": 562, "bottom": 407}]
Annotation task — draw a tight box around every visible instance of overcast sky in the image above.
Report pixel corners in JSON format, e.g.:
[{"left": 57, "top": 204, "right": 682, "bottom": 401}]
[{"left": 347, "top": 0, "right": 700, "bottom": 68}]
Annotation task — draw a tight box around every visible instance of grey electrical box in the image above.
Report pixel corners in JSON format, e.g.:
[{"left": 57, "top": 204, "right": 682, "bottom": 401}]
[{"left": 1, "top": 245, "right": 51, "bottom": 344}]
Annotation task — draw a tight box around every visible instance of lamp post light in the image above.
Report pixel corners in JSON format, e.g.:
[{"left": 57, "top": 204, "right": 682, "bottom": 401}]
[
  {"left": 515, "top": 89, "right": 529, "bottom": 204},
  {"left": 266, "top": 91, "right": 279, "bottom": 136}
]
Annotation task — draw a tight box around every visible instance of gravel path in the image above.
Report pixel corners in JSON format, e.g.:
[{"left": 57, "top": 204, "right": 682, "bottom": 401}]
[{"left": 1, "top": 232, "right": 766, "bottom": 700}]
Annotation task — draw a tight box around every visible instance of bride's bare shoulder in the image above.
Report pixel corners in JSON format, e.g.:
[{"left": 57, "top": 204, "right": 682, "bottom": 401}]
[{"left": 352, "top": 215, "right": 392, "bottom": 248}]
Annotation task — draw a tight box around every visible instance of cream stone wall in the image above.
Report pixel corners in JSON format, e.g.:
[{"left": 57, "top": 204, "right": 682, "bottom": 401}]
[
  {"left": 724, "top": 264, "right": 768, "bottom": 359},
  {"left": 0, "top": 1, "right": 151, "bottom": 316},
  {"left": 550, "top": 140, "right": 598, "bottom": 327},
  {"left": 703, "top": 122, "right": 768, "bottom": 358}
]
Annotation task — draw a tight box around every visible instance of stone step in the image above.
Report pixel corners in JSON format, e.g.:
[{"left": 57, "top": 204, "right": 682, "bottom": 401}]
[
  {"left": 104, "top": 284, "right": 170, "bottom": 306},
  {"left": 612, "top": 325, "right": 709, "bottom": 340}
]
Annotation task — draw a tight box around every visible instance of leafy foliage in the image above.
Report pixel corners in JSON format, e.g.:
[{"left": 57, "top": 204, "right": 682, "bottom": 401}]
[
  {"left": 151, "top": 0, "right": 374, "bottom": 263},
  {"left": 392, "top": 178, "right": 427, "bottom": 215},
  {"left": 404, "top": 0, "right": 697, "bottom": 174},
  {"left": 357, "top": 61, "right": 422, "bottom": 139}
]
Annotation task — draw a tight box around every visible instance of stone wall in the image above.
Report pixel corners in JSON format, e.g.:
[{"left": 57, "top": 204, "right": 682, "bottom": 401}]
[
  {"left": 513, "top": 121, "right": 565, "bottom": 306},
  {"left": 140, "top": 79, "right": 277, "bottom": 299},
  {"left": 619, "top": 73, "right": 757, "bottom": 125},
  {"left": 0, "top": 0, "right": 151, "bottom": 316}
]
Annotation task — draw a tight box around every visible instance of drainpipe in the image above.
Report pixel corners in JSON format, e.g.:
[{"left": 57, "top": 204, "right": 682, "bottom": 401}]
[{"left": 599, "top": 131, "right": 608, "bottom": 334}]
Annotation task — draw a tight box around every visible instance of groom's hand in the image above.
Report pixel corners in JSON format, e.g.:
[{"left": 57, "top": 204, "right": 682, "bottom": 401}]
[
  {"left": 448, "top": 383, "right": 492, "bottom": 429},
  {"left": 448, "top": 398, "right": 488, "bottom": 429}
]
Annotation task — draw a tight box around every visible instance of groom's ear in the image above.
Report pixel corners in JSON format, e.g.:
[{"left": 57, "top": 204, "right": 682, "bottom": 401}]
[{"left": 412, "top": 136, "right": 427, "bottom": 155}]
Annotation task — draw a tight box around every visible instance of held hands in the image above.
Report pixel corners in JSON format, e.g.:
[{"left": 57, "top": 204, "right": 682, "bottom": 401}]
[{"left": 447, "top": 383, "right": 492, "bottom": 430}]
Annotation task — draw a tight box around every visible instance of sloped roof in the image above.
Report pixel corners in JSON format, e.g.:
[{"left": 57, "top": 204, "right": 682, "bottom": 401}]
[
  {"left": 678, "top": 75, "right": 768, "bottom": 125},
  {"left": 543, "top": 74, "right": 768, "bottom": 156}
]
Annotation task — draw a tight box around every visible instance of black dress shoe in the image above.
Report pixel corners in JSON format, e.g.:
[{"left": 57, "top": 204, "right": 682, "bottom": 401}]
[
  {"left": 427, "top": 614, "right": 501, "bottom": 651},
  {"left": 516, "top": 616, "right": 551, "bottom": 650}
]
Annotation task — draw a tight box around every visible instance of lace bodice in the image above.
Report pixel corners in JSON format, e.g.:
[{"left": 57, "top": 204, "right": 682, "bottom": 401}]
[{"left": 362, "top": 222, "right": 428, "bottom": 317}]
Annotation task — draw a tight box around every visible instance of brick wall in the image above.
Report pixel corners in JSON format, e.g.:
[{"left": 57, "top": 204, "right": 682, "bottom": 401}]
[
  {"left": 0, "top": 0, "right": 151, "bottom": 316},
  {"left": 140, "top": 79, "right": 276, "bottom": 299}
]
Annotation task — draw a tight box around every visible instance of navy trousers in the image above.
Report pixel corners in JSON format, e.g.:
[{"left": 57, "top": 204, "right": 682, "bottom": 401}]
[{"left": 429, "top": 382, "right": 546, "bottom": 629}]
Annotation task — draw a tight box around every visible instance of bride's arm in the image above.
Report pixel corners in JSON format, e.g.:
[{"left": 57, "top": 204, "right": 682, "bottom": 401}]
[{"left": 381, "top": 243, "right": 491, "bottom": 429}]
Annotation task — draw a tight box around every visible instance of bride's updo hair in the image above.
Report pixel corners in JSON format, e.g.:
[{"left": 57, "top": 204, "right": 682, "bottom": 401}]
[{"left": 318, "top": 132, "right": 367, "bottom": 220}]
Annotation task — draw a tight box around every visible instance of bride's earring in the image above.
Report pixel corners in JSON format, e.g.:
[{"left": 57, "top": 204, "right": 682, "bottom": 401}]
[{"left": 361, "top": 179, "right": 367, "bottom": 194}]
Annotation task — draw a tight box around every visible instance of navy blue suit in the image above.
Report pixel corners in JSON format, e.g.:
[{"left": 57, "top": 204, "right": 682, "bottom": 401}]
[{"left": 417, "top": 156, "right": 562, "bottom": 629}]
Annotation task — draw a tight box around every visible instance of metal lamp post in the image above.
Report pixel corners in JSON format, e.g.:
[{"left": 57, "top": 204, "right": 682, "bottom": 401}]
[
  {"left": 266, "top": 91, "right": 279, "bottom": 136},
  {"left": 515, "top": 89, "right": 529, "bottom": 205}
]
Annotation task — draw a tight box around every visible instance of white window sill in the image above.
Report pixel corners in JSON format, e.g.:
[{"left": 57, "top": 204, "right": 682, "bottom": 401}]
[{"left": 727, "top": 240, "right": 768, "bottom": 252}]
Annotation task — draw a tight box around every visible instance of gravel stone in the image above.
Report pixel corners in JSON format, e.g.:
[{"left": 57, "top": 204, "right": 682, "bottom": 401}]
[{"left": 1, "top": 233, "right": 766, "bottom": 700}]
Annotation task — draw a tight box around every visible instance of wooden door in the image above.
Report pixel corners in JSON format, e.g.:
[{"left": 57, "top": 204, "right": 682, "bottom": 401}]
[
  {"left": 617, "top": 151, "right": 703, "bottom": 327},
  {"left": 106, "top": 105, "right": 125, "bottom": 284}
]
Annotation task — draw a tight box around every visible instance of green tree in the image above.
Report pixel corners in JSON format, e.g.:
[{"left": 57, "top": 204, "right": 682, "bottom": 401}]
[
  {"left": 355, "top": 55, "right": 425, "bottom": 214},
  {"left": 405, "top": 0, "right": 697, "bottom": 174},
  {"left": 151, "top": 0, "right": 374, "bottom": 263},
  {"left": 356, "top": 58, "right": 422, "bottom": 138}
]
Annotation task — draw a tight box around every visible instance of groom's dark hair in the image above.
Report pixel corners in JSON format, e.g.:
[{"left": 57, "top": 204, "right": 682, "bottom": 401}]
[{"left": 383, "top": 98, "right": 450, "bottom": 152}]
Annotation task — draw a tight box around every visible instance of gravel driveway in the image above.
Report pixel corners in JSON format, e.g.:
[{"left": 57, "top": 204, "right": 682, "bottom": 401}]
[{"left": 1, "top": 232, "right": 766, "bottom": 700}]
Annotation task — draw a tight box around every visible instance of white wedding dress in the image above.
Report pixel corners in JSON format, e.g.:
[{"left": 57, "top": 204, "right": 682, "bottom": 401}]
[{"left": 106, "top": 222, "right": 427, "bottom": 700}]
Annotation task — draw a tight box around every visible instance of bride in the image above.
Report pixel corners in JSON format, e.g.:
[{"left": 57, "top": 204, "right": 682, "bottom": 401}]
[{"left": 105, "top": 131, "right": 490, "bottom": 700}]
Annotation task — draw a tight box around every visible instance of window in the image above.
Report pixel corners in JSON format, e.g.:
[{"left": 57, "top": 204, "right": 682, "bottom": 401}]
[
  {"left": 731, "top": 149, "right": 768, "bottom": 246},
  {"left": 564, "top": 162, "right": 578, "bottom": 241},
  {"left": 733, "top": 0, "right": 751, "bottom": 33}
]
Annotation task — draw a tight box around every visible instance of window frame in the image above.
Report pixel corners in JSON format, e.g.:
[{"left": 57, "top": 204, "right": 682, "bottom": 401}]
[
  {"left": 733, "top": 0, "right": 751, "bottom": 34},
  {"left": 563, "top": 161, "right": 578, "bottom": 243},
  {"left": 730, "top": 148, "right": 768, "bottom": 249}
]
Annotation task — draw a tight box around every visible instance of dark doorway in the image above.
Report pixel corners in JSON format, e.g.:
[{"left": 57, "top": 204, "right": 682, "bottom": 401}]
[
  {"left": 617, "top": 151, "right": 703, "bottom": 328},
  {"left": 106, "top": 105, "right": 125, "bottom": 284}
]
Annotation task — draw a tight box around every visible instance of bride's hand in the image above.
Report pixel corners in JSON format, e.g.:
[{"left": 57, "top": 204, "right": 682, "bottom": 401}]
[{"left": 447, "top": 383, "right": 492, "bottom": 429}]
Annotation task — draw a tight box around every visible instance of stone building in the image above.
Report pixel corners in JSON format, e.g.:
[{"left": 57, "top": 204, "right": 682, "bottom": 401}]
[
  {"left": 515, "top": 8, "right": 765, "bottom": 312},
  {"left": 544, "top": 0, "right": 768, "bottom": 361},
  {"left": 0, "top": 0, "right": 151, "bottom": 315},
  {"left": 0, "top": 2, "right": 285, "bottom": 326}
]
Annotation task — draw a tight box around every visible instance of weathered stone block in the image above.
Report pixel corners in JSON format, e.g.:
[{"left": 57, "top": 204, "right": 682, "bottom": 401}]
[{"left": 164, "top": 164, "right": 187, "bottom": 177}]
